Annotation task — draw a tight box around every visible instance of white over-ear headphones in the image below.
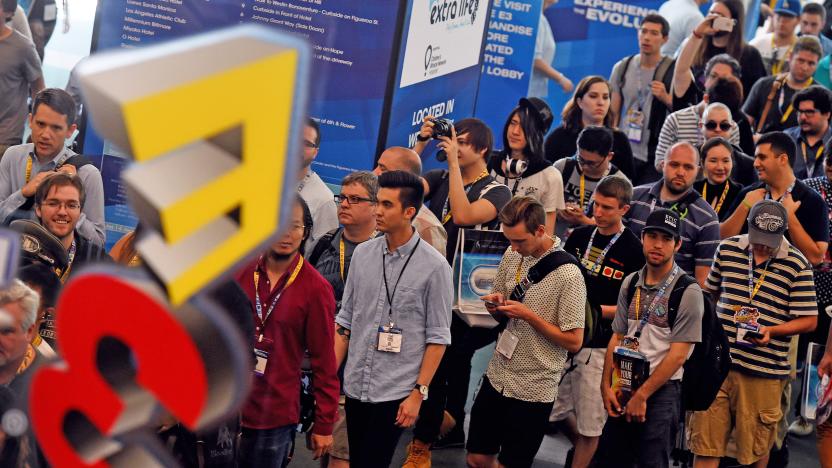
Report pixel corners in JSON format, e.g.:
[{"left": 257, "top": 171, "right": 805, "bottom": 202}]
[{"left": 504, "top": 156, "right": 528, "bottom": 178}]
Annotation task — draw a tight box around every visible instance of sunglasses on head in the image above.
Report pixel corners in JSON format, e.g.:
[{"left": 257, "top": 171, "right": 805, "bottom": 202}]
[{"left": 704, "top": 121, "right": 731, "bottom": 131}]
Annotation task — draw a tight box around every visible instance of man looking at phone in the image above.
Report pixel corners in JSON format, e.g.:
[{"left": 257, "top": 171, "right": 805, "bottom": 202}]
[
  {"left": 553, "top": 126, "right": 628, "bottom": 239},
  {"left": 467, "top": 196, "right": 585, "bottom": 468},
  {"left": 690, "top": 200, "right": 818, "bottom": 468}
]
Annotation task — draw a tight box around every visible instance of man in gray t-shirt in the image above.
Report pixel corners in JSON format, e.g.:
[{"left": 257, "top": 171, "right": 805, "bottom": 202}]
[{"left": 0, "top": 0, "right": 44, "bottom": 151}]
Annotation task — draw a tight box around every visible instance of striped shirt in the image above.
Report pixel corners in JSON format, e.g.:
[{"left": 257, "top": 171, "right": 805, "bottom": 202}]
[
  {"left": 706, "top": 235, "right": 818, "bottom": 379},
  {"left": 624, "top": 181, "right": 721, "bottom": 275},
  {"left": 654, "top": 105, "right": 740, "bottom": 170}
]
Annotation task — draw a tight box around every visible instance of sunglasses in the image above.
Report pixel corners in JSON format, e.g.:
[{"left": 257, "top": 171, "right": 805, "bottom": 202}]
[{"left": 704, "top": 121, "right": 731, "bottom": 131}]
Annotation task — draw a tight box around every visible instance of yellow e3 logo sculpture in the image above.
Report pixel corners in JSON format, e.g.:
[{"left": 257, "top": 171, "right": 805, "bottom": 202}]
[{"left": 78, "top": 26, "right": 310, "bottom": 305}]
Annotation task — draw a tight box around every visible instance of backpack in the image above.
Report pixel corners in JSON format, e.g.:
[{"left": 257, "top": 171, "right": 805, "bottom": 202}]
[
  {"left": 306, "top": 227, "right": 340, "bottom": 266},
  {"left": 625, "top": 272, "right": 730, "bottom": 411},
  {"left": 509, "top": 250, "right": 600, "bottom": 349}
]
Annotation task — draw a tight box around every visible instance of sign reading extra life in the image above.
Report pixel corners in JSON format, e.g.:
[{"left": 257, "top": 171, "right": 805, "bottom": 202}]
[
  {"left": 473, "top": 0, "right": 541, "bottom": 147},
  {"left": 399, "top": 0, "right": 489, "bottom": 87}
]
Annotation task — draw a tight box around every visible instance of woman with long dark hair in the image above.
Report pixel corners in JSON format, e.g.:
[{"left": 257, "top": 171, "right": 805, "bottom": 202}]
[
  {"left": 674, "top": 0, "right": 766, "bottom": 103},
  {"left": 544, "top": 75, "right": 635, "bottom": 179},
  {"left": 488, "top": 97, "right": 565, "bottom": 234}
]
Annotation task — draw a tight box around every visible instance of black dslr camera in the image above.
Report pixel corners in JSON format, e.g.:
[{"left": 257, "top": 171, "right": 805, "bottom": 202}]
[{"left": 431, "top": 118, "right": 454, "bottom": 161}]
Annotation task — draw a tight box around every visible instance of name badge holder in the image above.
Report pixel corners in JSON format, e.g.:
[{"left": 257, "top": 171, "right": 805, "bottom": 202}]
[
  {"left": 625, "top": 265, "right": 679, "bottom": 357},
  {"left": 378, "top": 238, "right": 421, "bottom": 354},
  {"left": 736, "top": 251, "right": 770, "bottom": 346},
  {"left": 496, "top": 330, "right": 519, "bottom": 359}
]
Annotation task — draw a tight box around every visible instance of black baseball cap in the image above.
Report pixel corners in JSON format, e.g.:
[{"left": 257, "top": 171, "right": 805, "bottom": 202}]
[
  {"left": 643, "top": 208, "right": 681, "bottom": 239},
  {"left": 518, "top": 97, "right": 554, "bottom": 134},
  {"left": 11, "top": 219, "right": 68, "bottom": 274}
]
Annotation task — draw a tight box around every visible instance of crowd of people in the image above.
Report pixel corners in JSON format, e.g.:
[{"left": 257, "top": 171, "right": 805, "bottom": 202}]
[{"left": 4, "top": 0, "right": 832, "bottom": 467}]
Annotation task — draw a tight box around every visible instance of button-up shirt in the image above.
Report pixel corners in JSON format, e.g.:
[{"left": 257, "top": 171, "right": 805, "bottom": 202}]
[
  {"left": 336, "top": 230, "right": 453, "bottom": 403},
  {"left": 784, "top": 125, "right": 832, "bottom": 180},
  {"left": 0, "top": 144, "right": 105, "bottom": 245},
  {"left": 236, "top": 254, "right": 339, "bottom": 434}
]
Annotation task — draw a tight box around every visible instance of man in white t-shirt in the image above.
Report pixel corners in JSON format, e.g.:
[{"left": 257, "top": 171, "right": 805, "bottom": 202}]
[{"left": 298, "top": 118, "right": 338, "bottom": 255}]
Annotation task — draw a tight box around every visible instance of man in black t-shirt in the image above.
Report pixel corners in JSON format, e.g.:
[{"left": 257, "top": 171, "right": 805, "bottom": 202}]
[
  {"left": 550, "top": 176, "right": 645, "bottom": 468},
  {"left": 403, "top": 118, "right": 512, "bottom": 463},
  {"left": 743, "top": 36, "right": 822, "bottom": 134}
]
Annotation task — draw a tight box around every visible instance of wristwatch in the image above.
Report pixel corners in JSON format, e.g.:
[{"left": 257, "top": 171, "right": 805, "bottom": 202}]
[{"left": 414, "top": 384, "right": 429, "bottom": 401}]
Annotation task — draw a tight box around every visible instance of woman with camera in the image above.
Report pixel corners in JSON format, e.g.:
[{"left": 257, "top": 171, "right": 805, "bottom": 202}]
[
  {"left": 487, "top": 97, "right": 565, "bottom": 235},
  {"left": 673, "top": 0, "right": 766, "bottom": 109},
  {"left": 693, "top": 137, "right": 743, "bottom": 221},
  {"left": 544, "top": 75, "right": 635, "bottom": 180}
]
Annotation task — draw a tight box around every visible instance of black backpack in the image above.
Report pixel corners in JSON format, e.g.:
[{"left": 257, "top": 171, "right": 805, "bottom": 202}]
[
  {"left": 508, "top": 250, "right": 600, "bottom": 349},
  {"left": 625, "top": 272, "right": 729, "bottom": 411}
]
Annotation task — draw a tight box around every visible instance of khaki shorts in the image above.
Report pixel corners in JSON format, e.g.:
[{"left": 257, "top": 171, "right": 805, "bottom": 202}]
[
  {"left": 330, "top": 396, "right": 349, "bottom": 460},
  {"left": 550, "top": 348, "right": 607, "bottom": 437},
  {"left": 689, "top": 370, "right": 786, "bottom": 466}
]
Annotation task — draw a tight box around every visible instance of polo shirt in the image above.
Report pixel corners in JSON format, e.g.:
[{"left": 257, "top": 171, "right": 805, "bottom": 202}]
[
  {"left": 784, "top": 125, "right": 832, "bottom": 180},
  {"left": 624, "top": 181, "right": 721, "bottom": 275},
  {"left": 706, "top": 235, "right": 818, "bottom": 378},
  {"left": 485, "top": 238, "right": 586, "bottom": 403},
  {"left": 725, "top": 179, "right": 830, "bottom": 246}
]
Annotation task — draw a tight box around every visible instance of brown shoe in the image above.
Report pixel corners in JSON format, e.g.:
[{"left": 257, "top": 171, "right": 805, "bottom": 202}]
[
  {"left": 402, "top": 440, "right": 431, "bottom": 468},
  {"left": 438, "top": 411, "right": 456, "bottom": 438}
]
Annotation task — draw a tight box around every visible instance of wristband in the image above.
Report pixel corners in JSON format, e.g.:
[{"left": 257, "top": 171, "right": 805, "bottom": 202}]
[
  {"left": 742, "top": 199, "right": 753, "bottom": 210},
  {"left": 416, "top": 134, "right": 430, "bottom": 142},
  {"left": 692, "top": 30, "right": 704, "bottom": 39}
]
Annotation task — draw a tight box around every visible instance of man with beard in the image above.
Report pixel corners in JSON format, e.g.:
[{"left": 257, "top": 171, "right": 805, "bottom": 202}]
[
  {"left": 783, "top": 85, "right": 832, "bottom": 179},
  {"left": 235, "top": 195, "right": 338, "bottom": 466},
  {"left": 299, "top": 118, "right": 337, "bottom": 254},
  {"left": 624, "top": 142, "right": 720, "bottom": 287}
]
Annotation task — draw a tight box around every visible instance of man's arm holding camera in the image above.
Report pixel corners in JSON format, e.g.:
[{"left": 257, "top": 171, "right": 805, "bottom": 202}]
[{"left": 439, "top": 126, "right": 500, "bottom": 226}]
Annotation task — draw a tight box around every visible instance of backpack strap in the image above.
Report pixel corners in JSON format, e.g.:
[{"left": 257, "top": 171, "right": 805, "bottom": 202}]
[
  {"left": 625, "top": 270, "right": 640, "bottom": 307},
  {"left": 510, "top": 250, "right": 578, "bottom": 302},
  {"left": 562, "top": 157, "right": 578, "bottom": 183},
  {"left": 653, "top": 56, "right": 673, "bottom": 86},
  {"left": 666, "top": 273, "right": 697, "bottom": 330},
  {"left": 307, "top": 227, "right": 341, "bottom": 266},
  {"left": 617, "top": 54, "right": 636, "bottom": 93}
]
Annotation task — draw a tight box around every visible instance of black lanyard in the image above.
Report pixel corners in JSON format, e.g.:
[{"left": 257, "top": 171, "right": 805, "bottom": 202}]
[{"left": 382, "top": 237, "right": 421, "bottom": 325}]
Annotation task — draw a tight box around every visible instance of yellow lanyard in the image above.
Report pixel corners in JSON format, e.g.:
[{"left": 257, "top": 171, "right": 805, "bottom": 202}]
[
  {"left": 339, "top": 237, "right": 346, "bottom": 281},
  {"left": 701, "top": 181, "right": 731, "bottom": 215},
  {"left": 749, "top": 255, "right": 771, "bottom": 302},
  {"left": 781, "top": 77, "right": 813, "bottom": 123},
  {"left": 801, "top": 141, "right": 824, "bottom": 174},
  {"left": 635, "top": 287, "right": 641, "bottom": 321},
  {"left": 253, "top": 256, "right": 304, "bottom": 323},
  {"left": 770, "top": 37, "right": 794, "bottom": 76},
  {"left": 515, "top": 258, "right": 524, "bottom": 283},
  {"left": 442, "top": 170, "right": 489, "bottom": 225},
  {"left": 579, "top": 173, "right": 586, "bottom": 210},
  {"left": 25, "top": 155, "right": 33, "bottom": 183}
]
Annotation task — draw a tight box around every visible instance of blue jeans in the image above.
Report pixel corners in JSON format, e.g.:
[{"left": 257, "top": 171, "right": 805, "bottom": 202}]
[
  {"left": 238, "top": 425, "right": 295, "bottom": 468},
  {"left": 595, "top": 380, "right": 681, "bottom": 468}
]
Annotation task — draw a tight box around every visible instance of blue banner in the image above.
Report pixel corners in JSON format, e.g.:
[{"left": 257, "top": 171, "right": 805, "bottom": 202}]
[{"left": 474, "top": 0, "right": 541, "bottom": 148}]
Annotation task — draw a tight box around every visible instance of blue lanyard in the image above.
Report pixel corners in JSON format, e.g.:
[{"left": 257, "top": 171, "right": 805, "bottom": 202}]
[
  {"left": 634, "top": 265, "right": 679, "bottom": 338},
  {"left": 583, "top": 227, "right": 623, "bottom": 274}
]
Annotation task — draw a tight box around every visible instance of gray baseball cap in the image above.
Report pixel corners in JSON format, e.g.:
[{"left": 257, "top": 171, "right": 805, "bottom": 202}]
[{"left": 747, "top": 200, "right": 788, "bottom": 249}]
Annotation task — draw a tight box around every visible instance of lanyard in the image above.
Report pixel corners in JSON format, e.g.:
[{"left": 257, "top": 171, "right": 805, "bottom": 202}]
[
  {"left": 583, "top": 227, "right": 623, "bottom": 274},
  {"left": 515, "top": 257, "right": 525, "bottom": 283},
  {"left": 633, "top": 265, "right": 679, "bottom": 337},
  {"left": 58, "top": 240, "right": 77, "bottom": 283},
  {"left": 382, "top": 238, "right": 421, "bottom": 325},
  {"left": 297, "top": 172, "right": 310, "bottom": 193},
  {"left": 338, "top": 231, "right": 376, "bottom": 281},
  {"left": 801, "top": 141, "right": 824, "bottom": 178},
  {"left": 442, "top": 170, "right": 489, "bottom": 224},
  {"left": 253, "top": 256, "right": 304, "bottom": 323},
  {"left": 780, "top": 77, "right": 813, "bottom": 123},
  {"left": 579, "top": 174, "right": 586, "bottom": 209},
  {"left": 649, "top": 197, "right": 689, "bottom": 220},
  {"left": 770, "top": 37, "right": 794, "bottom": 76},
  {"left": 25, "top": 154, "right": 33, "bottom": 183},
  {"left": 702, "top": 181, "right": 731, "bottom": 215},
  {"left": 747, "top": 249, "right": 771, "bottom": 302},
  {"left": 764, "top": 181, "right": 795, "bottom": 202}
]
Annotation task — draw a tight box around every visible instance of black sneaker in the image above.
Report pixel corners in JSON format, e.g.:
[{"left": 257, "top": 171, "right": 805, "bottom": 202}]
[{"left": 432, "top": 426, "right": 465, "bottom": 450}]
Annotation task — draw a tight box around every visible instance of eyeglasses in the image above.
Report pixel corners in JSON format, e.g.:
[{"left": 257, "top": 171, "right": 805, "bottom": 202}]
[
  {"left": 334, "top": 194, "right": 376, "bottom": 205},
  {"left": 288, "top": 223, "right": 306, "bottom": 232},
  {"left": 41, "top": 200, "right": 81, "bottom": 211},
  {"left": 304, "top": 140, "right": 318, "bottom": 149},
  {"left": 577, "top": 155, "right": 604, "bottom": 168},
  {"left": 704, "top": 121, "right": 732, "bottom": 131},
  {"left": 797, "top": 109, "right": 819, "bottom": 116}
]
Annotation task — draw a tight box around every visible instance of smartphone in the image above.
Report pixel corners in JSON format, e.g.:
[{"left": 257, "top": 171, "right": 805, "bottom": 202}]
[
  {"left": 744, "top": 330, "right": 764, "bottom": 340},
  {"left": 713, "top": 16, "right": 735, "bottom": 32},
  {"left": 482, "top": 299, "right": 502, "bottom": 308}
]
